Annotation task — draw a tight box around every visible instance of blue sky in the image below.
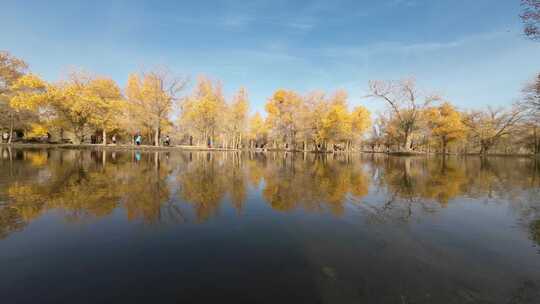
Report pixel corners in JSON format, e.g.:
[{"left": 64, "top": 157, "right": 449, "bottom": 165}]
[{"left": 1, "top": 0, "right": 539, "bottom": 114}]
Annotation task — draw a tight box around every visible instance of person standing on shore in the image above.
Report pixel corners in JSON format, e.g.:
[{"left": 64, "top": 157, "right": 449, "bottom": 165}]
[
  {"left": 2, "top": 132, "right": 9, "bottom": 143},
  {"left": 112, "top": 135, "right": 117, "bottom": 145},
  {"left": 135, "top": 134, "right": 142, "bottom": 146}
]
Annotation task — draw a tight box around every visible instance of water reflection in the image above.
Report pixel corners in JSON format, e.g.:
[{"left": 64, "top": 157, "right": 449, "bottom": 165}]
[
  {"left": 2, "top": 148, "right": 540, "bottom": 303},
  {"left": 1, "top": 148, "right": 539, "bottom": 241}
]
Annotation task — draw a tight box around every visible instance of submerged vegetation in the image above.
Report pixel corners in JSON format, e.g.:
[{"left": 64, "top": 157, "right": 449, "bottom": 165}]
[{"left": 1, "top": 51, "right": 539, "bottom": 154}]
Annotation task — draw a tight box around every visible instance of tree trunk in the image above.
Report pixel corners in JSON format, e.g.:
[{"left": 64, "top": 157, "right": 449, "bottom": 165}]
[
  {"left": 480, "top": 142, "right": 490, "bottom": 156},
  {"left": 73, "top": 127, "right": 83, "bottom": 144},
  {"left": 102, "top": 129, "right": 107, "bottom": 145},
  {"left": 154, "top": 126, "right": 160, "bottom": 147},
  {"left": 72, "top": 136, "right": 81, "bottom": 145},
  {"left": 442, "top": 139, "right": 447, "bottom": 155},
  {"left": 7, "top": 114, "right": 14, "bottom": 144},
  {"left": 403, "top": 131, "right": 412, "bottom": 151},
  {"left": 102, "top": 150, "right": 107, "bottom": 167}
]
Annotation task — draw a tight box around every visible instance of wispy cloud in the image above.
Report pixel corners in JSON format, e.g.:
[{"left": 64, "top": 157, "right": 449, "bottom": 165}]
[
  {"left": 286, "top": 21, "right": 315, "bottom": 31},
  {"left": 172, "top": 13, "right": 315, "bottom": 32},
  {"left": 321, "top": 30, "right": 508, "bottom": 58},
  {"left": 220, "top": 14, "right": 254, "bottom": 28},
  {"left": 388, "top": 0, "right": 418, "bottom": 8}
]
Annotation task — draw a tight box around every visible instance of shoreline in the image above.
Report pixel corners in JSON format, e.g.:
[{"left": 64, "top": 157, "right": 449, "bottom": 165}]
[
  {"left": 1, "top": 143, "right": 538, "bottom": 158},
  {"left": 0, "top": 143, "right": 241, "bottom": 152}
]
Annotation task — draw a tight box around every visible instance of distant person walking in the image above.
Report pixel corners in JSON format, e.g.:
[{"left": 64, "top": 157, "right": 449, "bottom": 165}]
[
  {"left": 164, "top": 135, "right": 171, "bottom": 146},
  {"left": 135, "top": 134, "right": 142, "bottom": 146}
]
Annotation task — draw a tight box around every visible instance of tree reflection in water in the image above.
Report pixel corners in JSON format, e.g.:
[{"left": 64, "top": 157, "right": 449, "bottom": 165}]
[{"left": 1, "top": 148, "right": 539, "bottom": 245}]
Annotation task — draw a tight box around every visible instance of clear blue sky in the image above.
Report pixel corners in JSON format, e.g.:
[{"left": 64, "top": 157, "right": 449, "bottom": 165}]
[{"left": 1, "top": 0, "right": 539, "bottom": 114}]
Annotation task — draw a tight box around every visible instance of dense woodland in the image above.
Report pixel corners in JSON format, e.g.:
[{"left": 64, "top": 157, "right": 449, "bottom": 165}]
[{"left": 0, "top": 50, "right": 539, "bottom": 155}]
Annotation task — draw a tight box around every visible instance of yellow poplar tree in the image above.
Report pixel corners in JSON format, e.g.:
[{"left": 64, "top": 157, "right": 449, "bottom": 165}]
[
  {"left": 301, "top": 91, "right": 328, "bottom": 150},
  {"left": 179, "top": 77, "right": 227, "bottom": 147},
  {"left": 126, "top": 69, "right": 186, "bottom": 146},
  {"left": 426, "top": 102, "right": 467, "bottom": 153},
  {"left": 265, "top": 89, "right": 302, "bottom": 149},
  {"left": 248, "top": 112, "right": 268, "bottom": 148},
  {"left": 48, "top": 73, "right": 99, "bottom": 143},
  {"left": 9, "top": 74, "right": 50, "bottom": 141},
  {"left": 350, "top": 105, "right": 371, "bottom": 149},
  {"left": 1, "top": 52, "right": 30, "bottom": 143},
  {"left": 85, "top": 77, "right": 124, "bottom": 145},
  {"left": 322, "top": 104, "right": 350, "bottom": 149},
  {"left": 226, "top": 87, "right": 249, "bottom": 149}
]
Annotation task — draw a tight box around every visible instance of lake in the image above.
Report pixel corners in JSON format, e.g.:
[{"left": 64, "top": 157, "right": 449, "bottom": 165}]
[{"left": 1, "top": 148, "right": 539, "bottom": 303}]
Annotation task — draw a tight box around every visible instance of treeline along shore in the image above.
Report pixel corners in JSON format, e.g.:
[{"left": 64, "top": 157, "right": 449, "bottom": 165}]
[
  {"left": 1, "top": 51, "right": 539, "bottom": 156},
  {"left": 1, "top": 143, "right": 539, "bottom": 160}
]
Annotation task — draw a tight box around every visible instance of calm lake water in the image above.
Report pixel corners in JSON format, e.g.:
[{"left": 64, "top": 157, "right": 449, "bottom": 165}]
[{"left": 1, "top": 148, "right": 539, "bottom": 303}]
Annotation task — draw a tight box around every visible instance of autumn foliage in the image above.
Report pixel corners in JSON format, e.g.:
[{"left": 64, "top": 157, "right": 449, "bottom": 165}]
[{"left": 1, "top": 51, "right": 539, "bottom": 155}]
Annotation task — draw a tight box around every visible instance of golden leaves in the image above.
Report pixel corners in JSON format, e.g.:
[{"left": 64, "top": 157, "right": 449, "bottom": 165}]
[
  {"left": 179, "top": 76, "right": 227, "bottom": 141},
  {"left": 265, "top": 88, "right": 372, "bottom": 148},
  {"left": 425, "top": 102, "right": 467, "bottom": 148},
  {"left": 9, "top": 74, "right": 48, "bottom": 111}
]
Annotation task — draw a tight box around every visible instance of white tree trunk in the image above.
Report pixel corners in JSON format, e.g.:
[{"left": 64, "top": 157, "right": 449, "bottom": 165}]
[{"left": 7, "top": 114, "right": 14, "bottom": 144}]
